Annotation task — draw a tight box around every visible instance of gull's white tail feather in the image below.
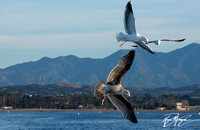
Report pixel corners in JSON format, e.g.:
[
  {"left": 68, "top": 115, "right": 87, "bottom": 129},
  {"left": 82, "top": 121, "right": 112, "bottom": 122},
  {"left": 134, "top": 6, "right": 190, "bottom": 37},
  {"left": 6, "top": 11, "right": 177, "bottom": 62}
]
[{"left": 94, "top": 81, "right": 106, "bottom": 100}]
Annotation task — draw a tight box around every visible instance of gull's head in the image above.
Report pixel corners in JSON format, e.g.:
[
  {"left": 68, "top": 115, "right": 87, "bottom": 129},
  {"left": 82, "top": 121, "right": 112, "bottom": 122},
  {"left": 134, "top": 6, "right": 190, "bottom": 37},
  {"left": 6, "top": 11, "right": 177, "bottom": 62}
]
[
  {"left": 155, "top": 40, "right": 161, "bottom": 45},
  {"left": 141, "top": 36, "right": 149, "bottom": 44},
  {"left": 122, "top": 89, "right": 131, "bottom": 97},
  {"left": 116, "top": 32, "right": 126, "bottom": 42}
]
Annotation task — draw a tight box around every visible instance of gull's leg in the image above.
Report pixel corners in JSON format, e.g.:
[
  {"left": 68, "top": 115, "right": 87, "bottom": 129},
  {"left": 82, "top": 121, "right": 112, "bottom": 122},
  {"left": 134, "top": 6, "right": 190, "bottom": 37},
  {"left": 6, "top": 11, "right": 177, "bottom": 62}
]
[
  {"left": 120, "top": 41, "right": 127, "bottom": 47},
  {"left": 102, "top": 97, "right": 105, "bottom": 105}
]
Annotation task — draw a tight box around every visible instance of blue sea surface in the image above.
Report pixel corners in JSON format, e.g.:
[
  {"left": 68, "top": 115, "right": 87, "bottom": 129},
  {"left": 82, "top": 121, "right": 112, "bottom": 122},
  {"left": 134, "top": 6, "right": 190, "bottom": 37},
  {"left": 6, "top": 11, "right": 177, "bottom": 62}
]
[{"left": 0, "top": 111, "right": 200, "bottom": 129}]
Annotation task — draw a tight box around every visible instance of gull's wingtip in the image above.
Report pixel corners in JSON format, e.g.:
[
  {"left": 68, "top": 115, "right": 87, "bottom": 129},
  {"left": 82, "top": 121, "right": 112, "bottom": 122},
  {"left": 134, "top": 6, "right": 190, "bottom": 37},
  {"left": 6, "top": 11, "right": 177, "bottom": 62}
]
[
  {"left": 153, "top": 52, "right": 159, "bottom": 57},
  {"left": 150, "top": 51, "right": 159, "bottom": 57},
  {"left": 173, "top": 38, "right": 186, "bottom": 42},
  {"left": 126, "top": 1, "right": 132, "bottom": 9},
  {"left": 181, "top": 38, "right": 186, "bottom": 41},
  {"left": 155, "top": 54, "right": 159, "bottom": 57}
]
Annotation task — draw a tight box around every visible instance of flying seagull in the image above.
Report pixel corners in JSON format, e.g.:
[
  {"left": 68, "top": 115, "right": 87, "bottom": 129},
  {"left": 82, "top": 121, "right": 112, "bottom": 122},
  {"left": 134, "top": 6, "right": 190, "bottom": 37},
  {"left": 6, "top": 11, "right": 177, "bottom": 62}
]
[
  {"left": 116, "top": 1, "right": 186, "bottom": 55},
  {"left": 94, "top": 50, "right": 138, "bottom": 124}
]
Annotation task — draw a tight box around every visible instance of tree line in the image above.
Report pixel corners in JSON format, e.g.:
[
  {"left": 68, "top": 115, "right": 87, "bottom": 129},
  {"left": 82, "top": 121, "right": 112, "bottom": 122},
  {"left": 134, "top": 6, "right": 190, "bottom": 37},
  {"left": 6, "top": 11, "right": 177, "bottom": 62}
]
[{"left": 0, "top": 90, "right": 200, "bottom": 110}]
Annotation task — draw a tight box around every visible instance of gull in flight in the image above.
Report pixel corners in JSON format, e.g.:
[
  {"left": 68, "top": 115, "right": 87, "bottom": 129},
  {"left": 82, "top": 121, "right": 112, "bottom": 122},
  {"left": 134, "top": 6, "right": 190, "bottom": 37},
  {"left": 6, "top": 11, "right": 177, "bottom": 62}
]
[
  {"left": 94, "top": 50, "right": 138, "bottom": 124},
  {"left": 116, "top": 1, "right": 186, "bottom": 55}
]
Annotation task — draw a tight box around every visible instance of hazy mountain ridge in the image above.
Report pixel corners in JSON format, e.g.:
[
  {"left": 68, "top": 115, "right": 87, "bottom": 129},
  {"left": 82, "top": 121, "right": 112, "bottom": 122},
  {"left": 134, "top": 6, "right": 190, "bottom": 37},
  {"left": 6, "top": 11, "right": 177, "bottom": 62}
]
[
  {"left": 131, "top": 84, "right": 200, "bottom": 97},
  {"left": 0, "top": 43, "right": 200, "bottom": 88}
]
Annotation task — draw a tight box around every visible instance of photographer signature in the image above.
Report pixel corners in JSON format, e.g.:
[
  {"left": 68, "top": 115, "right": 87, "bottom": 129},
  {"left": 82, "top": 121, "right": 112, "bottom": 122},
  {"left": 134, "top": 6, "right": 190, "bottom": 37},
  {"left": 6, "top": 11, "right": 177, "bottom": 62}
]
[{"left": 163, "top": 113, "right": 200, "bottom": 127}]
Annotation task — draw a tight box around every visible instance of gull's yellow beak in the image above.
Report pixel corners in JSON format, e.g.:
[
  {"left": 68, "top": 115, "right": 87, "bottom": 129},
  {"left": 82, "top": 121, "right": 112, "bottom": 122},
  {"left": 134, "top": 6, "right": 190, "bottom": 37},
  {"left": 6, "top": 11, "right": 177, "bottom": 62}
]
[{"left": 146, "top": 41, "right": 149, "bottom": 44}]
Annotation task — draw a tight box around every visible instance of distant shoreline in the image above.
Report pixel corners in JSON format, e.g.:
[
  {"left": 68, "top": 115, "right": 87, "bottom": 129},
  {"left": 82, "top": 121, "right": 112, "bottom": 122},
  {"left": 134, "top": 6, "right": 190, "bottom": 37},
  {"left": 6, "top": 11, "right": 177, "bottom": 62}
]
[{"left": 0, "top": 108, "right": 197, "bottom": 112}]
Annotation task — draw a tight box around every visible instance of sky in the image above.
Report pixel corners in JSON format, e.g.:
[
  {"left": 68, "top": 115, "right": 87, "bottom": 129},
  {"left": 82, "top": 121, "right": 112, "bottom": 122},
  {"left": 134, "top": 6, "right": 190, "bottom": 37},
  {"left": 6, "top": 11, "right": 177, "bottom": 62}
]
[{"left": 0, "top": 0, "right": 199, "bottom": 68}]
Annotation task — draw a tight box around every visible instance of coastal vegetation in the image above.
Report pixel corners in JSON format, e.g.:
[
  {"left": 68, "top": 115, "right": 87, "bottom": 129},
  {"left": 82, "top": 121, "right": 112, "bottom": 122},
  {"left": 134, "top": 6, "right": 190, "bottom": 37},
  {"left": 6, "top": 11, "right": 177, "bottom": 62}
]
[{"left": 0, "top": 90, "right": 199, "bottom": 110}]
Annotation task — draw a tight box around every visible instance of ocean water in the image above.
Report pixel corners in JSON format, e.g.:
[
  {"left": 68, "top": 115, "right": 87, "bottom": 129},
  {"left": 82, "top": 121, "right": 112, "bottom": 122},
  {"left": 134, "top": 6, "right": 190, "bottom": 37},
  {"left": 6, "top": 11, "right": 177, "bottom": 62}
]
[{"left": 0, "top": 111, "right": 200, "bottom": 130}]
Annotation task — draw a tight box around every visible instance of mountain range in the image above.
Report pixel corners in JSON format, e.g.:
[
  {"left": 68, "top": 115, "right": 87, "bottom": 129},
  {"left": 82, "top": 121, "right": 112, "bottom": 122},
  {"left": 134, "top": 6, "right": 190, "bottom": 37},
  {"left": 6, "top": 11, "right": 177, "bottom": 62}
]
[
  {"left": 130, "top": 84, "right": 200, "bottom": 98},
  {"left": 0, "top": 43, "right": 200, "bottom": 88}
]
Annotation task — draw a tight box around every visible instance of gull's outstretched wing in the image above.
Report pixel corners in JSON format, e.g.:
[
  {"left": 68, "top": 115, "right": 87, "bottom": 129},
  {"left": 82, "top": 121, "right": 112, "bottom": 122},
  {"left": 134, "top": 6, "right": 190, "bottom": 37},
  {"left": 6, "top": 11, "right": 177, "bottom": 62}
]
[
  {"left": 149, "top": 38, "right": 186, "bottom": 44},
  {"left": 108, "top": 95, "right": 138, "bottom": 124},
  {"left": 124, "top": 1, "right": 136, "bottom": 34},
  {"left": 160, "top": 38, "right": 186, "bottom": 42},
  {"left": 107, "top": 50, "right": 135, "bottom": 85}
]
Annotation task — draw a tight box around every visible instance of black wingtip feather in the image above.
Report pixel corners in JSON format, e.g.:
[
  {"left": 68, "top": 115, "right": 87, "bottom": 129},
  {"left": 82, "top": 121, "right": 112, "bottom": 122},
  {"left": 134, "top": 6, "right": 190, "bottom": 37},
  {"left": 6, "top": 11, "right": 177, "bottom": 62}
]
[
  {"left": 127, "top": 111, "right": 138, "bottom": 124},
  {"left": 114, "top": 95, "right": 138, "bottom": 124},
  {"left": 126, "top": 1, "right": 133, "bottom": 13},
  {"left": 178, "top": 38, "right": 186, "bottom": 42},
  {"left": 123, "top": 109, "right": 138, "bottom": 124},
  {"left": 126, "top": 50, "right": 135, "bottom": 64}
]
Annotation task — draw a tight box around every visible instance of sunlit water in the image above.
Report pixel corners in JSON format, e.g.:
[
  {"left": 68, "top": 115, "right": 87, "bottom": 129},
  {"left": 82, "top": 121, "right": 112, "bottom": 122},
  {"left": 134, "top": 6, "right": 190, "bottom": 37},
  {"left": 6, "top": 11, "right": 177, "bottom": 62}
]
[{"left": 0, "top": 111, "right": 200, "bottom": 129}]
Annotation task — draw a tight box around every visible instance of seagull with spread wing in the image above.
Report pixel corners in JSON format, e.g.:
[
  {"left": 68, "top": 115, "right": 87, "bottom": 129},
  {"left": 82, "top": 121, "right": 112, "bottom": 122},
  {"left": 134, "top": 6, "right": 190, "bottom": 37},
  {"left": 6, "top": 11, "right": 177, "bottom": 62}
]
[
  {"left": 94, "top": 50, "right": 138, "bottom": 124},
  {"left": 116, "top": 1, "right": 185, "bottom": 55}
]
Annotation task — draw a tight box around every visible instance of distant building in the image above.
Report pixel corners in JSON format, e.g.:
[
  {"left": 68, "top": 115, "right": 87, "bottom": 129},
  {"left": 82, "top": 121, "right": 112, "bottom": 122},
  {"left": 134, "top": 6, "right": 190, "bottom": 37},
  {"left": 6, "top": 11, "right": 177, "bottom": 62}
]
[
  {"left": 186, "top": 105, "right": 200, "bottom": 111},
  {"left": 156, "top": 107, "right": 166, "bottom": 110},
  {"left": 191, "top": 96, "right": 200, "bottom": 99},
  {"left": 78, "top": 105, "right": 84, "bottom": 109},
  {"left": 1, "top": 106, "right": 12, "bottom": 110},
  {"left": 176, "top": 102, "right": 186, "bottom": 110}
]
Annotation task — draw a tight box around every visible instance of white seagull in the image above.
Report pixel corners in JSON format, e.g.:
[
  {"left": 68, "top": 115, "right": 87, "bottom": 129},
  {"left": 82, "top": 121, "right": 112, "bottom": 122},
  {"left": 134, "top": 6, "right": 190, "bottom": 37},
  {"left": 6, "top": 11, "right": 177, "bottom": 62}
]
[
  {"left": 116, "top": 1, "right": 186, "bottom": 55},
  {"left": 94, "top": 50, "right": 138, "bottom": 124}
]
